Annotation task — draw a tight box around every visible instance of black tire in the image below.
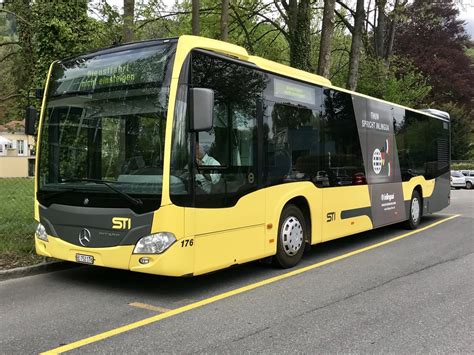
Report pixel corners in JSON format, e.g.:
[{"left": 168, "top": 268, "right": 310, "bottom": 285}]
[
  {"left": 466, "top": 181, "right": 472, "bottom": 190},
  {"left": 404, "top": 190, "right": 422, "bottom": 230},
  {"left": 273, "top": 204, "right": 307, "bottom": 268}
]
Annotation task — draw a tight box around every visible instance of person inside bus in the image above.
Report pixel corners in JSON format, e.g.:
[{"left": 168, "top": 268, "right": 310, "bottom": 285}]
[{"left": 195, "top": 142, "right": 221, "bottom": 193}]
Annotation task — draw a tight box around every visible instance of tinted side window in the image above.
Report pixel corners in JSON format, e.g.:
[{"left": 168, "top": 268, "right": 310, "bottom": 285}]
[
  {"left": 322, "top": 89, "right": 366, "bottom": 187},
  {"left": 263, "top": 77, "right": 324, "bottom": 187},
  {"left": 395, "top": 110, "right": 449, "bottom": 180},
  {"left": 191, "top": 52, "right": 267, "bottom": 207}
]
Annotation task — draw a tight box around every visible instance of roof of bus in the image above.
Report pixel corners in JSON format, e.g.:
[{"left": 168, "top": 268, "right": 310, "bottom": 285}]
[
  {"left": 56, "top": 35, "right": 448, "bottom": 122},
  {"left": 176, "top": 36, "right": 449, "bottom": 122}
]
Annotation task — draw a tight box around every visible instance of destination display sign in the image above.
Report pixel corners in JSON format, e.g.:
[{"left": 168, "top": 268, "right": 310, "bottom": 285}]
[
  {"left": 78, "top": 64, "right": 136, "bottom": 90},
  {"left": 49, "top": 44, "right": 173, "bottom": 96},
  {"left": 273, "top": 78, "right": 316, "bottom": 106}
]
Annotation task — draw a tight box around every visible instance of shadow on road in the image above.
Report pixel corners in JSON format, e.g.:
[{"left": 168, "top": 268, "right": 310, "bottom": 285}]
[{"left": 49, "top": 214, "right": 449, "bottom": 304}]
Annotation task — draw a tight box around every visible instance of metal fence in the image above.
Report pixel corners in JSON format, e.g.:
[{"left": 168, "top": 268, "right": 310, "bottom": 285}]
[{"left": 0, "top": 178, "right": 36, "bottom": 255}]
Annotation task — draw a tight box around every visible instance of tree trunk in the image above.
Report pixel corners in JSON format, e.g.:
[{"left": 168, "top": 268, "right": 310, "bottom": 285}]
[
  {"left": 192, "top": 0, "right": 200, "bottom": 36},
  {"left": 318, "top": 0, "right": 336, "bottom": 78},
  {"left": 288, "top": 0, "right": 312, "bottom": 71},
  {"left": 375, "top": 0, "right": 387, "bottom": 58},
  {"left": 123, "top": 0, "right": 135, "bottom": 43},
  {"left": 347, "top": 0, "right": 365, "bottom": 90},
  {"left": 384, "top": 0, "right": 400, "bottom": 61},
  {"left": 220, "top": 0, "right": 229, "bottom": 41}
]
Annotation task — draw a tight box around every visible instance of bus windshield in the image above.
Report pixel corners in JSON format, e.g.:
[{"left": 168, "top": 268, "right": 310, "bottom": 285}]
[{"left": 37, "top": 43, "right": 175, "bottom": 211}]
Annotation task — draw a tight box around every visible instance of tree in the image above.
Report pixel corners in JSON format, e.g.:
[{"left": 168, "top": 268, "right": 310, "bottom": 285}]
[
  {"left": 192, "top": 0, "right": 200, "bottom": 35},
  {"left": 441, "top": 103, "right": 472, "bottom": 160},
  {"left": 262, "top": 0, "right": 313, "bottom": 71},
  {"left": 317, "top": 0, "right": 335, "bottom": 77},
  {"left": 220, "top": 0, "right": 229, "bottom": 41},
  {"left": 0, "top": 0, "right": 97, "bottom": 123},
  {"left": 394, "top": 0, "right": 474, "bottom": 108},
  {"left": 346, "top": 0, "right": 365, "bottom": 90},
  {"left": 32, "top": 1, "right": 95, "bottom": 87},
  {"left": 357, "top": 55, "right": 431, "bottom": 107},
  {"left": 123, "top": 0, "right": 135, "bottom": 42},
  {"left": 0, "top": 0, "right": 33, "bottom": 121}
]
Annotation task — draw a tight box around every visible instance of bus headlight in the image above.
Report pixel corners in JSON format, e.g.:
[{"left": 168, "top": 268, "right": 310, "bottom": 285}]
[
  {"left": 36, "top": 223, "right": 48, "bottom": 242},
  {"left": 133, "top": 232, "right": 176, "bottom": 254}
]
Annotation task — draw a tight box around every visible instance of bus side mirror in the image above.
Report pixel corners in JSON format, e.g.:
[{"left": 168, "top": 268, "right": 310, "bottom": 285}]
[
  {"left": 35, "top": 88, "right": 44, "bottom": 100},
  {"left": 190, "top": 88, "right": 214, "bottom": 132},
  {"left": 25, "top": 106, "right": 37, "bottom": 136}
]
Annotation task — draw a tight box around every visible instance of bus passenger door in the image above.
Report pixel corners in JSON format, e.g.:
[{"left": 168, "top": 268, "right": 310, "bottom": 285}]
[
  {"left": 189, "top": 51, "right": 267, "bottom": 275},
  {"left": 192, "top": 105, "right": 266, "bottom": 275}
]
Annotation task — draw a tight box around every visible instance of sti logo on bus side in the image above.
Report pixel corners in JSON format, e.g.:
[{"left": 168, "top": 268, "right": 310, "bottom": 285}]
[
  {"left": 112, "top": 217, "right": 132, "bottom": 230},
  {"left": 326, "top": 212, "right": 336, "bottom": 222}
]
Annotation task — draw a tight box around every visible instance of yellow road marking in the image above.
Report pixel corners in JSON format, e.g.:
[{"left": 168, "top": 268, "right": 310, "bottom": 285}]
[
  {"left": 41, "top": 215, "right": 460, "bottom": 354},
  {"left": 129, "top": 302, "right": 171, "bottom": 313}
]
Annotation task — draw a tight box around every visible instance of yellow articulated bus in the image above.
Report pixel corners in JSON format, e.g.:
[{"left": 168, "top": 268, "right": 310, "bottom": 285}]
[{"left": 30, "top": 36, "right": 451, "bottom": 276}]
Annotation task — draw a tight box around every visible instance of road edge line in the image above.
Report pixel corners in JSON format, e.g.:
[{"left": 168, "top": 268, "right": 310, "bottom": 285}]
[{"left": 41, "top": 214, "right": 460, "bottom": 354}]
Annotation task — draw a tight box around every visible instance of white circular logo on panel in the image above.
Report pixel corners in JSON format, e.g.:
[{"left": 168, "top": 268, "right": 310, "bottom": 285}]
[{"left": 372, "top": 148, "right": 382, "bottom": 175}]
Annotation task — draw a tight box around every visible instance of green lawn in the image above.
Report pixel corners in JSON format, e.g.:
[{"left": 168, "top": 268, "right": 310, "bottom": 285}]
[{"left": 0, "top": 178, "right": 44, "bottom": 268}]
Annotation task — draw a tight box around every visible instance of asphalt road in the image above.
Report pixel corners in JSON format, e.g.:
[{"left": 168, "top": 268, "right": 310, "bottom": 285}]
[{"left": 1, "top": 190, "right": 473, "bottom": 354}]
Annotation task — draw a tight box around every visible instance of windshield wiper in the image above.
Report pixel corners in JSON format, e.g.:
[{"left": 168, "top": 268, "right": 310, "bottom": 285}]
[
  {"left": 40, "top": 187, "right": 79, "bottom": 201},
  {"left": 61, "top": 178, "right": 143, "bottom": 207}
]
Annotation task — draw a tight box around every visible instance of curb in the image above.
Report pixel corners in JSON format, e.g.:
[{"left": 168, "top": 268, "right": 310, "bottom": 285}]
[{"left": 0, "top": 260, "right": 81, "bottom": 281}]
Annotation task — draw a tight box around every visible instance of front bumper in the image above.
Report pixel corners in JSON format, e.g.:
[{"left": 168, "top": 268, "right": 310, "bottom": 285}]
[{"left": 35, "top": 234, "right": 194, "bottom": 277}]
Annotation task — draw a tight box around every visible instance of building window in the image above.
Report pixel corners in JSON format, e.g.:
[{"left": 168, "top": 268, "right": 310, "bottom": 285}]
[{"left": 17, "top": 140, "right": 25, "bottom": 156}]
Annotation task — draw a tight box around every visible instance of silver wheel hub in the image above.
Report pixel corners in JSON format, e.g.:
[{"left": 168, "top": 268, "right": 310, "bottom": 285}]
[
  {"left": 281, "top": 216, "right": 304, "bottom": 256},
  {"left": 411, "top": 197, "right": 420, "bottom": 223}
]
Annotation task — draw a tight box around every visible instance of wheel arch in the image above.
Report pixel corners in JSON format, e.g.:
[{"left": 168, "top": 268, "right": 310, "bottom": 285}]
[
  {"left": 413, "top": 184, "right": 423, "bottom": 215},
  {"left": 283, "top": 196, "right": 312, "bottom": 245},
  {"left": 413, "top": 184, "right": 423, "bottom": 198}
]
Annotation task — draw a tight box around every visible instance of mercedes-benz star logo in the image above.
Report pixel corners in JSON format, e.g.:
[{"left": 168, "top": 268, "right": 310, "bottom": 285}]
[{"left": 78, "top": 228, "right": 92, "bottom": 246}]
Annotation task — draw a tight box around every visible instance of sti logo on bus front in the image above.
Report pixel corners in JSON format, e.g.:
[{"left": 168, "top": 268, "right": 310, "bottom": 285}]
[{"left": 112, "top": 217, "right": 132, "bottom": 230}]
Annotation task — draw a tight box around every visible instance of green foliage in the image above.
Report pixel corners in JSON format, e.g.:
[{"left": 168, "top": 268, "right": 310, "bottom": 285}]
[
  {"left": 1, "top": 0, "right": 100, "bottom": 123},
  {"left": 451, "top": 161, "right": 474, "bottom": 170},
  {"left": 466, "top": 46, "right": 474, "bottom": 64},
  {"left": 326, "top": 28, "right": 352, "bottom": 87},
  {"left": 438, "top": 102, "right": 473, "bottom": 160},
  {"left": 356, "top": 56, "right": 431, "bottom": 107},
  {"left": 31, "top": 1, "right": 97, "bottom": 88}
]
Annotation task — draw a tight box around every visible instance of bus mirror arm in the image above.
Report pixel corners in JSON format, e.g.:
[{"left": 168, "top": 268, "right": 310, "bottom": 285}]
[
  {"left": 25, "top": 106, "right": 37, "bottom": 136},
  {"left": 190, "top": 88, "right": 214, "bottom": 132}
]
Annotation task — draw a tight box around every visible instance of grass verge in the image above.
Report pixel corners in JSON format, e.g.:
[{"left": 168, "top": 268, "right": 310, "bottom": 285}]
[{"left": 0, "top": 178, "right": 45, "bottom": 269}]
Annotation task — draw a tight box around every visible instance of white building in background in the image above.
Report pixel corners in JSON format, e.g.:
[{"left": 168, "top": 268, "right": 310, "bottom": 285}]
[{"left": 0, "top": 121, "right": 35, "bottom": 178}]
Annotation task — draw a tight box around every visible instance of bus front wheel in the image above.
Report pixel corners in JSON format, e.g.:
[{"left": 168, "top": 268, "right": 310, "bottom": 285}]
[
  {"left": 405, "top": 190, "right": 422, "bottom": 230},
  {"left": 274, "top": 204, "right": 306, "bottom": 268}
]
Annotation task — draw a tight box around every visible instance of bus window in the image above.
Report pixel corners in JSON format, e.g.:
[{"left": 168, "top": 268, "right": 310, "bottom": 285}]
[
  {"left": 396, "top": 110, "right": 449, "bottom": 180},
  {"left": 189, "top": 51, "right": 266, "bottom": 207},
  {"left": 322, "top": 89, "right": 366, "bottom": 187},
  {"left": 263, "top": 101, "right": 323, "bottom": 186},
  {"left": 262, "top": 75, "right": 324, "bottom": 187}
]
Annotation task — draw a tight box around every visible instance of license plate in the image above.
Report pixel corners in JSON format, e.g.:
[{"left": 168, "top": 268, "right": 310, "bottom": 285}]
[{"left": 75, "top": 253, "right": 94, "bottom": 265}]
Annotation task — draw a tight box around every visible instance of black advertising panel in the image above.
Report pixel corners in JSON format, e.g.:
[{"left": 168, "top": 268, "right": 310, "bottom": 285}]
[{"left": 352, "top": 96, "right": 406, "bottom": 227}]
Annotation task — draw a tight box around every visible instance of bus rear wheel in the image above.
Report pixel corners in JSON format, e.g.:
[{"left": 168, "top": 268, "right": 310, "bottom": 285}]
[
  {"left": 404, "top": 190, "right": 422, "bottom": 230},
  {"left": 274, "top": 204, "right": 306, "bottom": 268}
]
